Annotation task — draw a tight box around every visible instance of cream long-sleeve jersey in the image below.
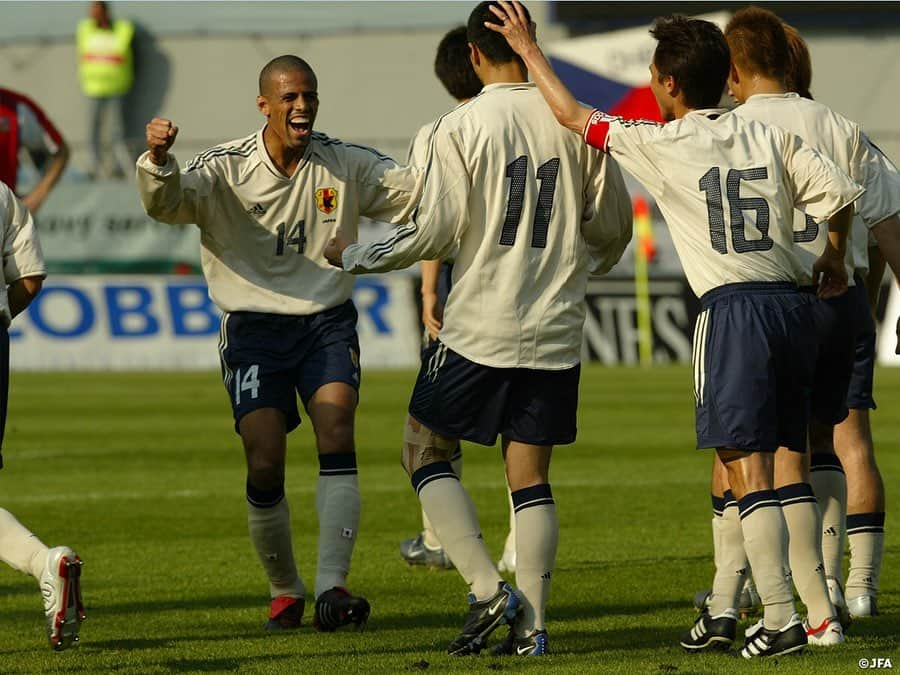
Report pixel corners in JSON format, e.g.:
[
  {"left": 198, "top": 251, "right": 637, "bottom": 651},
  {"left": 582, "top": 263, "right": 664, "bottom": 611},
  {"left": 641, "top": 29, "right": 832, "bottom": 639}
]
[
  {"left": 584, "top": 108, "right": 865, "bottom": 298},
  {"left": 342, "top": 82, "right": 633, "bottom": 370},
  {"left": 136, "top": 127, "right": 421, "bottom": 315},
  {"left": 0, "top": 182, "right": 45, "bottom": 326},
  {"left": 732, "top": 93, "right": 900, "bottom": 283}
]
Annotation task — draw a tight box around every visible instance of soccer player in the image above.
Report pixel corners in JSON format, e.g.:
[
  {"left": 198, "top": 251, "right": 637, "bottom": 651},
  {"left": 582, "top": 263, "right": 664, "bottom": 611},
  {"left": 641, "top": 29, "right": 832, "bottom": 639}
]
[
  {"left": 136, "top": 55, "right": 421, "bottom": 632},
  {"left": 487, "top": 1, "right": 864, "bottom": 658},
  {"left": 0, "top": 87, "right": 69, "bottom": 213},
  {"left": 0, "top": 181, "right": 84, "bottom": 651},
  {"left": 325, "top": 1, "right": 632, "bottom": 656},
  {"left": 693, "top": 6, "right": 900, "bottom": 646},
  {"left": 401, "top": 26, "right": 481, "bottom": 572},
  {"left": 781, "top": 20, "right": 900, "bottom": 621},
  {"left": 400, "top": 26, "right": 520, "bottom": 575}
]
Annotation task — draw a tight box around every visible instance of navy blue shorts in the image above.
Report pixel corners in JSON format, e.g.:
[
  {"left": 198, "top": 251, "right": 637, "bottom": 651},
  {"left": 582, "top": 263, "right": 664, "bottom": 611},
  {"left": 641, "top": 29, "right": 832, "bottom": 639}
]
[
  {"left": 807, "top": 287, "right": 857, "bottom": 426},
  {"left": 693, "top": 282, "right": 828, "bottom": 453},
  {"left": 0, "top": 325, "right": 7, "bottom": 469},
  {"left": 846, "top": 279, "right": 877, "bottom": 410},
  {"left": 409, "top": 341, "right": 579, "bottom": 447},
  {"left": 218, "top": 301, "right": 361, "bottom": 433}
]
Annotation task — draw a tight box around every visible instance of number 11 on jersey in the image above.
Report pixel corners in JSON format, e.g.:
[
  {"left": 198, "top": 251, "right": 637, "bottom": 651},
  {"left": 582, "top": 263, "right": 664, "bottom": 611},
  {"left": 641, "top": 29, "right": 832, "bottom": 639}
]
[{"left": 498, "top": 155, "right": 560, "bottom": 249}]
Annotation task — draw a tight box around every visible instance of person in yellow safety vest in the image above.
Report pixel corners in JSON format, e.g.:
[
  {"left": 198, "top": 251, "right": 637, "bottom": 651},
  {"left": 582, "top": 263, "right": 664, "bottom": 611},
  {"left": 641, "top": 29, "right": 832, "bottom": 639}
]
[{"left": 77, "top": 1, "right": 134, "bottom": 180}]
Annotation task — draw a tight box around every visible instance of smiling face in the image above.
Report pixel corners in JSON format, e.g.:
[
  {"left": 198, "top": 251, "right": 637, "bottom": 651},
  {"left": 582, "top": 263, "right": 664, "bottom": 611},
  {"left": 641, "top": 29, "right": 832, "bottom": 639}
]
[{"left": 257, "top": 67, "right": 319, "bottom": 159}]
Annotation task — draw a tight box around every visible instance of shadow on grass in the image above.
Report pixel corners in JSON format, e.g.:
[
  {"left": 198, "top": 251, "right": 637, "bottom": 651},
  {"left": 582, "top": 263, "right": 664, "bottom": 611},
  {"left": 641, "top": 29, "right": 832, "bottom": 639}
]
[
  {"left": 562, "top": 553, "right": 714, "bottom": 572},
  {"left": 555, "top": 625, "right": 684, "bottom": 654}
]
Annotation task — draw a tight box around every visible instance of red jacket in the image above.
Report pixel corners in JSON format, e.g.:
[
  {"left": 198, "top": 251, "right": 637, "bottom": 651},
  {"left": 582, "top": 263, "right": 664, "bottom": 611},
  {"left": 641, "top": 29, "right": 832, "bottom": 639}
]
[{"left": 0, "top": 88, "right": 64, "bottom": 191}]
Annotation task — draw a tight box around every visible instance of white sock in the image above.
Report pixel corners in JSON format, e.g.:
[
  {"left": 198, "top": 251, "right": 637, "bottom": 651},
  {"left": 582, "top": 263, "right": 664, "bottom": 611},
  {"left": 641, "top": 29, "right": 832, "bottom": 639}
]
[
  {"left": 512, "top": 485, "right": 557, "bottom": 634},
  {"left": 738, "top": 491, "right": 795, "bottom": 630},
  {"left": 413, "top": 462, "right": 500, "bottom": 600},
  {"left": 809, "top": 454, "right": 847, "bottom": 585},
  {"left": 246, "top": 483, "right": 305, "bottom": 599},
  {"left": 315, "top": 452, "right": 360, "bottom": 598},
  {"left": 778, "top": 483, "right": 834, "bottom": 626},
  {"left": 846, "top": 512, "right": 885, "bottom": 598},
  {"left": 0, "top": 508, "right": 48, "bottom": 578},
  {"left": 709, "top": 494, "right": 748, "bottom": 616},
  {"left": 421, "top": 445, "right": 463, "bottom": 549}
]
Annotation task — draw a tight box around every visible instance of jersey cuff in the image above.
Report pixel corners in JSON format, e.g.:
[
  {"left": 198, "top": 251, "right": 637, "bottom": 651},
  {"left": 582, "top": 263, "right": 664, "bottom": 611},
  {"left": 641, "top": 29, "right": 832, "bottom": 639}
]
[
  {"left": 136, "top": 151, "right": 179, "bottom": 177},
  {"left": 583, "top": 109, "right": 611, "bottom": 152},
  {"left": 341, "top": 245, "right": 363, "bottom": 273},
  {"left": 5, "top": 267, "right": 48, "bottom": 285}
]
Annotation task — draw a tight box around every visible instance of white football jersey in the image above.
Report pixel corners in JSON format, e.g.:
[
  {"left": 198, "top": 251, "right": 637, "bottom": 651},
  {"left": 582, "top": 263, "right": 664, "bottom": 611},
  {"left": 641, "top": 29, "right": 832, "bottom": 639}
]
[
  {"left": 406, "top": 121, "right": 434, "bottom": 168},
  {"left": 732, "top": 93, "right": 900, "bottom": 283},
  {"left": 853, "top": 135, "right": 900, "bottom": 274},
  {"left": 342, "top": 82, "right": 633, "bottom": 369},
  {"left": 136, "top": 128, "right": 421, "bottom": 315},
  {"left": 0, "top": 182, "right": 46, "bottom": 325},
  {"left": 406, "top": 118, "right": 460, "bottom": 263},
  {"left": 584, "top": 108, "right": 865, "bottom": 297}
]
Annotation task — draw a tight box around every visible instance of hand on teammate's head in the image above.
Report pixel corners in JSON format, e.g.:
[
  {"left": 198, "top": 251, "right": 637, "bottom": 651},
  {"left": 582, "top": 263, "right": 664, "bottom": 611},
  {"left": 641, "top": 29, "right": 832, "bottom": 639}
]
[{"left": 484, "top": 1, "right": 535, "bottom": 55}]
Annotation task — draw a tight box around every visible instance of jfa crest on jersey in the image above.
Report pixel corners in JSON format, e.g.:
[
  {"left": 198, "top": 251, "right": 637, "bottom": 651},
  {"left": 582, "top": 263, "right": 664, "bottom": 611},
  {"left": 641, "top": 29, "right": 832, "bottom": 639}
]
[
  {"left": 316, "top": 187, "right": 338, "bottom": 215},
  {"left": 136, "top": 128, "right": 421, "bottom": 316}
]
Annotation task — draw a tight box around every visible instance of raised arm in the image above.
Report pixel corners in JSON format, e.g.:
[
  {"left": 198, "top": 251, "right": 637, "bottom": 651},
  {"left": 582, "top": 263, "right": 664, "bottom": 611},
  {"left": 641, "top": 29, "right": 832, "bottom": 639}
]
[
  {"left": 485, "top": 0, "right": 593, "bottom": 134},
  {"left": 135, "top": 118, "right": 216, "bottom": 226}
]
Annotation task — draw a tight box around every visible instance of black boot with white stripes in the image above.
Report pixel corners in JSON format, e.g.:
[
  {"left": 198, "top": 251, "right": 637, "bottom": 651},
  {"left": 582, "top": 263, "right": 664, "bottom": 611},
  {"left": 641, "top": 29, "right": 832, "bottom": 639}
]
[
  {"left": 679, "top": 608, "right": 737, "bottom": 651},
  {"left": 740, "top": 613, "right": 807, "bottom": 658}
]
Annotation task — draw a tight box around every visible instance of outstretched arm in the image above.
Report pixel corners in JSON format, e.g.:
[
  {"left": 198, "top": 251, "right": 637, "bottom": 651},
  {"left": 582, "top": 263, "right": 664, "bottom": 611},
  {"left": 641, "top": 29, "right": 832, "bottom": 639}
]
[{"left": 485, "top": 0, "right": 593, "bottom": 134}]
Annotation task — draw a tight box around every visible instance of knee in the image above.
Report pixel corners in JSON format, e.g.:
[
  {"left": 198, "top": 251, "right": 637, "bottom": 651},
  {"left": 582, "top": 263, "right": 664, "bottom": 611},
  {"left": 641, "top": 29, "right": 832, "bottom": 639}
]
[
  {"left": 400, "top": 416, "right": 455, "bottom": 477},
  {"left": 316, "top": 419, "right": 355, "bottom": 454},
  {"left": 246, "top": 458, "right": 284, "bottom": 489},
  {"left": 243, "top": 439, "right": 286, "bottom": 488}
]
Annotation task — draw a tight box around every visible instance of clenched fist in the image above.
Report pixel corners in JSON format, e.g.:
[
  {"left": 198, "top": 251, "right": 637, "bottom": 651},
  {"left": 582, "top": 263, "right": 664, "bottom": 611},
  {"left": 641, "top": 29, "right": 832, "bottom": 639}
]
[{"left": 146, "top": 117, "right": 179, "bottom": 166}]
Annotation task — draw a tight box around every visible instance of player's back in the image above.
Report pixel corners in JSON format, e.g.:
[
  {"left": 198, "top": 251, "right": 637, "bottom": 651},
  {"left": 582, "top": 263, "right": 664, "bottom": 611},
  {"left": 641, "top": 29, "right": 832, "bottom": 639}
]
[
  {"left": 731, "top": 93, "right": 864, "bottom": 282},
  {"left": 595, "top": 109, "right": 859, "bottom": 298},
  {"left": 436, "top": 82, "right": 627, "bottom": 369}
]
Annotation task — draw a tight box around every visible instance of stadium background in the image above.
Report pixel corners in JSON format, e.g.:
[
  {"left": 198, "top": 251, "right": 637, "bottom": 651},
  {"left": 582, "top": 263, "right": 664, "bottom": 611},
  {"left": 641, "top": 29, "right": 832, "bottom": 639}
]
[{"left": 1, "top": 1, "right": 899, "bottom": 370}]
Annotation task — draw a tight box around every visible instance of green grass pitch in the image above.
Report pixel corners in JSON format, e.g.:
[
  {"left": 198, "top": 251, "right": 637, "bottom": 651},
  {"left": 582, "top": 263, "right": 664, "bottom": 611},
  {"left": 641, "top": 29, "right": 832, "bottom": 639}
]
[{"left": 0, "top": 366, "right": 897, "bottom": 673}]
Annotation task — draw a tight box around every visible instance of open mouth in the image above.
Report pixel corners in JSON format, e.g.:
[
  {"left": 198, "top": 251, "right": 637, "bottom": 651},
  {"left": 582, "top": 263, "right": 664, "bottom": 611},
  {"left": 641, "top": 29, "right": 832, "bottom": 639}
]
[{"left": 289, "top": 121, "right": 311, "bottom": 136}]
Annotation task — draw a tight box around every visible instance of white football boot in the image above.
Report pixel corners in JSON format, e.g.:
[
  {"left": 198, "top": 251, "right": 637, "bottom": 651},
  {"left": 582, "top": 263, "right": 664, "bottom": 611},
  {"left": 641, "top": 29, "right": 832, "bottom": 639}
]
[
  {"left": 40, "top": 546, "right": 85, "bottom": 650},
  {"left": 804, "top": 616, "right": 845, "bottom": 646}
]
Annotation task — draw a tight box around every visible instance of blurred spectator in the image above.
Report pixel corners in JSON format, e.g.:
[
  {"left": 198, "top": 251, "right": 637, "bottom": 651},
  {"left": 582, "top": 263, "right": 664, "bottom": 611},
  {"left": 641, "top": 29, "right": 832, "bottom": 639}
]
[
  {"left": 77, "top": 1, "right": 134, "bottom": 179},
  {"left": 0, "top": 87, "right": 69, "bottom": 214}
]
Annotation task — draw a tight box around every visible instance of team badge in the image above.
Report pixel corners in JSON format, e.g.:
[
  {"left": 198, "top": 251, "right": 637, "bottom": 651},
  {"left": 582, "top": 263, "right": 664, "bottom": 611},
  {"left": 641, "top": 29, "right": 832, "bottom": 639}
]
[{"left": 316, "top": 187, "right": 338, "bottom": 214}]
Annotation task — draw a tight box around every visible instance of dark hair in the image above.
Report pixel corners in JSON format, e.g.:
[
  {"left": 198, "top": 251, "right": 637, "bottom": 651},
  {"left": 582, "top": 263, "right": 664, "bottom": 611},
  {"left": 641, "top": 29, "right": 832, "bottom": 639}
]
[
  {"left": 782, "top": 22, "right": 813, "bottom": 99},
  {"left": 724, "top": 7, "right": 789, "bottom": 83},
  {"left": 650, "top": 16, "right": 729, "bottom": 110},
  {"left": 434, "top": 26, "right": 482, "bottom": 100},
  {"left": 467, "top": 1, "right": 532, "bottom": 68},
  {"left": 258, "top": 55, "right": 316, "bottom": 95}
]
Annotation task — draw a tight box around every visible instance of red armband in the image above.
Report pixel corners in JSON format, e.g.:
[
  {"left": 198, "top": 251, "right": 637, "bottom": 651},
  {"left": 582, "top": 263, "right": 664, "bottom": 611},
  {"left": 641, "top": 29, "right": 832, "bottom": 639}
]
[{"left": 583, "top": 109, "right": 612, "bottom": 152}]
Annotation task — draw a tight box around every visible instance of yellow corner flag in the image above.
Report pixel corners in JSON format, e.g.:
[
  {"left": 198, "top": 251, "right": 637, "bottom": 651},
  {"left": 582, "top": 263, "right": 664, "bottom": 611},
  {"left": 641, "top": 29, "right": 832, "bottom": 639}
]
[{"left": 633, "top": 195, "right": 656, "bottom": 366}]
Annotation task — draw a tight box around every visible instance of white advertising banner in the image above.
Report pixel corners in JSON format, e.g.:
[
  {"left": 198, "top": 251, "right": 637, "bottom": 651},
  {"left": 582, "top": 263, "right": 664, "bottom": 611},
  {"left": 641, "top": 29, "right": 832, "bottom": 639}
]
[{"left": 9, "top": 275, "right": 420, "bottom": 370}]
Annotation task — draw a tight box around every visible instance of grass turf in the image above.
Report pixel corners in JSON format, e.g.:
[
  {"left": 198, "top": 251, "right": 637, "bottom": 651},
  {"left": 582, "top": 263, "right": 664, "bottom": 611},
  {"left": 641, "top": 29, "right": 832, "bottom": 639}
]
[{"left": 0, "top": 365, "right": 897, "bottom": 673}]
